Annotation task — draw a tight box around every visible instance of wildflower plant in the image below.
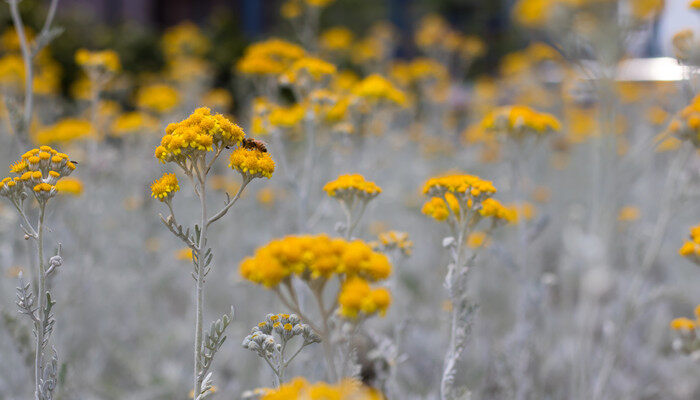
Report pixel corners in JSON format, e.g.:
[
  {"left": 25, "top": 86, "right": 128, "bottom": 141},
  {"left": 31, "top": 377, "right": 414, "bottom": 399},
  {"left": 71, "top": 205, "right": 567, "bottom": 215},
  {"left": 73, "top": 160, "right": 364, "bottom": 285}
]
[
  {"left": 240, "top": 234, "right": 392, "bottom": 381},
  {"left": 421, "top": 174, "right": 513, "bottom": 400},
  {"left": 1, "top": 145, "right": 76, "bottom": 400},
  {"left": 151, "top": 107, "right": 274, "bottom": 399},
  {"left": 323, "top": 174, "right": 381, "bottom": 239},
  {"left": 242, "top": 313, "right": 321, "bottom": 387}
]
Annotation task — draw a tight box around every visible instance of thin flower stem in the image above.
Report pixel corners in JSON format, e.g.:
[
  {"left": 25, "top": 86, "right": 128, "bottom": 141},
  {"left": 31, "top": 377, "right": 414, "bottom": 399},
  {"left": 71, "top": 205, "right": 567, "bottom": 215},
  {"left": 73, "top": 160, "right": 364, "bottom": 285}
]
[
  {"left": 193, "top": 175, "right": 207, "bottom": 397},
  {"left": 206, "top": 177, "right": 250, "bottom": 228},
  {"left": 34, "top": 203, "right": 46, "bottom": 400}
]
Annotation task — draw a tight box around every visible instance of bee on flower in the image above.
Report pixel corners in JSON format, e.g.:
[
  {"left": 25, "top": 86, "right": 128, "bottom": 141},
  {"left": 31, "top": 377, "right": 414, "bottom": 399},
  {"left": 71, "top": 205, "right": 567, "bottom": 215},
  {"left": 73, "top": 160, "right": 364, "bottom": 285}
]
[{"left": 152, "top": 107, "right": 273, "bottom": 399}]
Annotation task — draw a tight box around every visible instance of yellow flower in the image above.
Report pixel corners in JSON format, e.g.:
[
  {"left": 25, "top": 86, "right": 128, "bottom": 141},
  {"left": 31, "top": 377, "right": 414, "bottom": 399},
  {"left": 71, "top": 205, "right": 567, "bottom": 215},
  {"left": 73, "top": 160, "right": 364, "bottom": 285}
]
[
  {"left": 480, "top": 198, "right": 517, "bottom": 223},
  {"left": 236, "top": 38, "right": 305, "bottom": 76},
  {"left": 323, "top": 174, "right": 381, "bottom": 199},
  {"left": 136, "top": 84, "right": 180, "bottom": 113},
  {"left": 421, "top": 197, "right": 450, "bottom": 221},
  {"left": 377, "top": 231, "right": 413, "bottom": 256},
  {"left": 155, "top": 107, "right": 244, "bottom": 163},
  {"left": 229, "top": 147, "right": 275, "bottom": 179},
  {"left": 338, "top": 277, "right": 391, "bottom": 318},
  {"left": 162, "top": 22, "right": 210, "bottom": 60},
  {"left": 75, "top": 48, "right": 121, "bottom": 73},
  {"left": 670, "top": 317, "right": 696, "bottom": 331},
  {"left": 201, "top": 88, "right": 233, "bottom": 111},
  {"left": 55, "top": 178, "right": 83, "bottom": 196},
  {"left": 482, "top": 105, "right": 561, "bottom": 139},
  {"left": 240, "top": 235, "right": 391, "bottom": 288},
  {"left": 269, "top": 103, "right": 306, "bottom": 128},
  {"left": 667, "top": 95, "right": 700, "bottom": 147},
  {"left": 286, "top": 56, "right": 337, "bottom": 83},
  {"left": 150, "top": 173, "right": 179, "bottom": 202},
  {"left": 262, "top": 378, "right": 381, "bottom": 400},
  {"left": 176, "top": 248, "right": 194, "bottom": 261},
  {"left": 34, "top": 118, "right": 92, "bottom": 144},
  {"left": 1, "top": 146, "right": 75, "bottom": 203},
  {"left": 617, "top": 206, "right": 640, "bottom": 222},
  {"left": 692, "top": 0, "right": 700, "bottom": 9},
  {"left": 320, "top": 27, "right": 355, "bottom": 51},
  {"left": 466, "top": 231, "right": 488, "bottom": 249},
  {"left": 679, "top": 223, "right": 700, "bottom": 264},
  {"left": 422, "top": 174, "right": 497, "bottom": 198},
  {"left": 110, "top": 111, "right": 158, "bottom": 136},
  {"left": 353, "top": 74, "right": 406, "bottom": 106}
]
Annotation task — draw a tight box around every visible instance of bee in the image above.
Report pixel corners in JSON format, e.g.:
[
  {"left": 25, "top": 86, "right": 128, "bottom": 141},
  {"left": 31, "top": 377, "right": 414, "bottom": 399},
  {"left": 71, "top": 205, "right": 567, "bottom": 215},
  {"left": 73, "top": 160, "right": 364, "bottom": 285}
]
[
  {"left": 241, "top": 138, "right": 268, "bottom": 153},
  {"left": 70, "top": 160, "right": 80, "bottom": 165}
]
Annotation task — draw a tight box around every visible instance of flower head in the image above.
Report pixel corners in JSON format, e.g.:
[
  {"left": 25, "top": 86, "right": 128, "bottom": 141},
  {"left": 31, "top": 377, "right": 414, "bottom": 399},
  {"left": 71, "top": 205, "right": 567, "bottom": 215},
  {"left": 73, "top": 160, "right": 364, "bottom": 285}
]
[
  {"left": 75, "top": 48, "right": 121, "bottom": 74},
  {"left": 155, "top": 107, "right": 245, "bottom": 163},
  {"left": 323, "top": 174, "right": 381, "bottom": 200},
  {"left": 667, "top": 95, "right": 700, "bottom": 146},
  {"left": 2, "top": 146, "right": 75, "bottom": 204},
  {"left": 150, "top": 173, "right": 180, "bottom": 202},
  {"left": 240, "top": 235, "right": 391, "bottom": 288},
  {"left": 481, "top": 105, "right": 560, "bottom": 140},
  {"left": 338, "top": 277, "right": 391, "bottom": 319},
  {"left": 229, "top": 147, "right": 275, "bottom": 179}
]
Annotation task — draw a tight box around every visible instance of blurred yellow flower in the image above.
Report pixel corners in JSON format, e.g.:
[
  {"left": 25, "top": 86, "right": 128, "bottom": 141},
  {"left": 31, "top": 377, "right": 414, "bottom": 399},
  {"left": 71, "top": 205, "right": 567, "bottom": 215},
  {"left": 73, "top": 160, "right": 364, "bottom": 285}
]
[{"left": 136, "top": 84, "right": 180, "bottom": 113}]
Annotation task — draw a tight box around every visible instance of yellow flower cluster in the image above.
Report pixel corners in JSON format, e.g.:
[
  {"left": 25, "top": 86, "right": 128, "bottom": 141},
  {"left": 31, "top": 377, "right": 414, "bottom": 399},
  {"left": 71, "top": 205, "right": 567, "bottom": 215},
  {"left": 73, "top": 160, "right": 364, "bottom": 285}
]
[
  {"left": 320, "top": 27, "right": 355, "bottom": 51},
  {"left": 236, "top": 38, "right": 305, "bottom": 76},
  {"left": 161, "top": 22, "right": 210, "bottom": 60},
  {"left": 55, "top": 177, "right": 83, "bottom": 196},
  {"left": 239, "top": 234, "right": 392, "bottom": 288},
  {"left": 228, "top": 147, "right": 275, "bottom": 179},
  {"left": 34, "top": 118, "right": 92, "bottom": 144},
  {"left": 110, "top": 111, "right": 158, "bottom": 136},
  {"left": 373, "top": 230, "right": 413, "bottom": 256},
  {"left": 136, "top": 84, "right": 180, "bottom": 113},
  {"left": 692, "top": 0, "right": 700, "bottom": 9},
  {"left": 414, "top": 14, "right": 486, "bottom": 60},
  {"left": 421, "top": 174, "right": 516, "bottom": 226},
  {"left": 423, "top": 174, "right": 497, "bottom": 198},
  {"left": 353, "top": 74, "right": 407, "bottom": 106},
  {"left": 286, "top": 56, "right": 337, "bottom": 83},
  {"left": 155, "top": 107, "right": 245, "bottom": 163},
  {"left": 679, "top": 224, "right": 700, "bottom": 264},
  {"left": 323, "top": 174, "right": 381, "bottom": 199},
  {"left": 338, "top": 277, "right": 391, "bottom": 318},
  {"left": 481, "top": 105, "right": 561, "bottom": 139},
  {"left": 75, "top": 48, "right": 121, "bottom": 73},
  {"left": 1, "top": 146, "right": 76, "bottom": 203},
  {"left": 670, "top": 305, "right": 700, "bottom": 354},
  {"left": 269, "top": 103, "right": 306, "bottom": 128},
  {"left": 150, "top": 173, "right": 180, "bottom": 202},
  {"left": 667, "top": 95, "right": 700, "bottom": 146},
  {"left": 261, "top": 377, "right": 382, "bottom": 400},
  {"left": 480, "top": 198, "right": 518, "bottom": 222}
]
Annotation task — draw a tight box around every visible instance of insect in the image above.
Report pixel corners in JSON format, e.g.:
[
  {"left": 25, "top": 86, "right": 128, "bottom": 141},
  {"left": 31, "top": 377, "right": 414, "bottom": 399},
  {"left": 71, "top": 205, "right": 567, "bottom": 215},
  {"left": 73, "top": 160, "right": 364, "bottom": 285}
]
[
  {"left": 70, "top": 160, "right": 80, "bottom": 165},
  {"left": 240, "top": 138, "right": 268, "bottom": 152}
]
